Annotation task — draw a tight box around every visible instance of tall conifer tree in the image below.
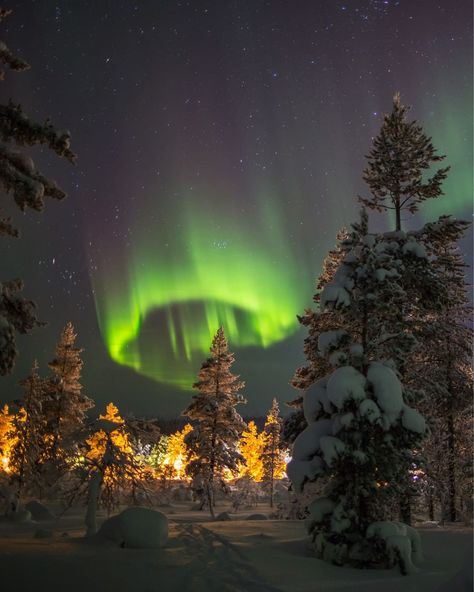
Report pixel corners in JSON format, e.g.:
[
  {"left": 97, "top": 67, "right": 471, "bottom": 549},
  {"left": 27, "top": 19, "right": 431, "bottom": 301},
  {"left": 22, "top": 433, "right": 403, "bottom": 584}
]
[
  {"left": 262, "top": 398, "right": 286, "bottom": 507},
  {"left": 183, "top": 326, "right": 246, "bottom": 517},
  {"left": 360, "top": 93, "right": 449, "bottom": 231},
  {"left": 0, "top": 10, "right": 75, "bottom": 374},
  {"left": 44, "top": 322, "right": 93, "bottom": 464},
  {"left": 9, "top": 360, "right": 45, "bottom": 507}
]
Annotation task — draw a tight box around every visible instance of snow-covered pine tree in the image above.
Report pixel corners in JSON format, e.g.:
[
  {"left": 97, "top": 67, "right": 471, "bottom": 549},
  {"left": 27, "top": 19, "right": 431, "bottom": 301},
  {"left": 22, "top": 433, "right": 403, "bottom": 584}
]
[
  {"left": 8, "top": 360, "right": 46, "bottom": 508},
  {"left": 183, "top": 326, "right": 246, "bottom": 517},
  {"left": 283, "top": 230, "right": 351, "bottom": 448},
  {"left": 359, "top": 93, "right": 462, "bottom": 523},
  {"left": 0, "top": 10, "right": 75, "bottom": 374},
  {"left": 360, "top": 92, "right": 449, "bottom": 232},
  {"left": 262, "top": 398, "right": 286, "bottom": 507},
  {"left": 410, "top": 216, "right": 473, "bottom": 521},
  {"left": 43, "top": 323, "right": 93, "bottom": 468},
  {"left": 287, "top": 210, "right": 427, "bottom": 574}
]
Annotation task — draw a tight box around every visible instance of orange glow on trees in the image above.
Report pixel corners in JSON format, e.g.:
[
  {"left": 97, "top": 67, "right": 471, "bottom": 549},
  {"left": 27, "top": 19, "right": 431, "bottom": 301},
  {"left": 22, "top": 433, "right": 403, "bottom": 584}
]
[
  {"left": 238, "top": 420, "right": 265, "bottom": 482},
  {"left": 86, "top": 402, "right": 132, "bottom": 466},
  {"left": 162, "top": 423, "right": 193, "bottom": 480},
  {"left": 0, "top": 404, "right": 15, "bottom": 472}
]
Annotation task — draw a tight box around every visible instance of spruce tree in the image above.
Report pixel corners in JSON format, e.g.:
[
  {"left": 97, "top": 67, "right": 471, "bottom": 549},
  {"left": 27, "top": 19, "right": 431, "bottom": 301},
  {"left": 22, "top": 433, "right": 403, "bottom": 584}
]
[
  {"left": 288, "top": 211, "right": 427, "bottom": 573},
  {"left": 284, "top": 230, "right": 350, "bottom": 447},
  {"left": 0, "top": 10, "right": 75, "bottom": 374},
  {"left": 261, "top": 398, "right": 286, "bottom": 507},
  {"left": 183, "top": 326, "right": 246, "bottom": 517},
  {"left": 44, "top": 322, "right": 93, "bottom": 466},
  {"left": 360, "top": 93, "right": 449, "bottom": 231},
  {"left": 9, "top": 360, "right": 45, "bottom": 508},
  {"left": 412, "top": 216, "right": 472, "bottom": 521}
]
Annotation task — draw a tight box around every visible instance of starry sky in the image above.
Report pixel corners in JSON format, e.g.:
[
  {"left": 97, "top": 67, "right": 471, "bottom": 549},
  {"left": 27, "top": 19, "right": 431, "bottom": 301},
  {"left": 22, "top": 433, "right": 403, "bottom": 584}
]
[{"left": 1, "top": 0, "right": 472, "bottom": 418}]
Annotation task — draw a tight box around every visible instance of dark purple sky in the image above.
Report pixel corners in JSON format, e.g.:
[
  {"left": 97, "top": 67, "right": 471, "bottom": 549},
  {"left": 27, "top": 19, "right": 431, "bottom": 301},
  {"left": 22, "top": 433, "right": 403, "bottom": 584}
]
[{"left": 1, "top": 0, "right": 472, "bottom": 417}]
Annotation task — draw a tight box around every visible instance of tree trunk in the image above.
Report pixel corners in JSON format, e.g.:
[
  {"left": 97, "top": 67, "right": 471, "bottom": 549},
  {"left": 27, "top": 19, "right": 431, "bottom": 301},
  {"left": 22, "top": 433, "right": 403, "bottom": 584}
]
[
  {"left": 85, "top": 470, "right": 103, "bottom": 536},
  {"left": 207, "top": 481, "right": 215, "bottom": 519},
  {"left": 399, "top": 495, "right": 411, "bottom": 525},
  {"left": 394, "top": 191, "right": 401, "bottom": 231},
  {"left": 428, "top": 493, "right": 434, "bottom": 522},
  {"left": 447, "top": 411, "right": 456, "bottom": 522}
]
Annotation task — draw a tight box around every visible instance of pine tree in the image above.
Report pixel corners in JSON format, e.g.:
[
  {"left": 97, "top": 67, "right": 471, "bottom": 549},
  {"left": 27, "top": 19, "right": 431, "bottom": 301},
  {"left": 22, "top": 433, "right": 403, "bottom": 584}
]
[
  {"left": 183, "top": 326, "right": 246, "bottom": 517},
  {"left": 8, "top": 360, "right": 45, "bottom": 508},
  {"left": 238, "top": 420, "right": 265, "bottom": 482},
  {"left": 360, "top": 93, "right": 449, "bottom": 231},
  {"left": 63, "top": 402, "right": 148, "bottom": 535},
  {"left": 0, "top": 10, "right": 75, "bottom": 374},
  {"left": 288, "top": 211, "right": 427, "bottom": 573},
  {"left": 0, "top": 403, "right": 14, "bottom": 473},
  {"left": 411, "top": 216, "right": 473, "bottom": 521},
  {"left": 284, "top": 229, "right": 351, "bottom": 448},
  {"left": 44, "top": 323, "right": 93, "bottom": 466},
  {"left": 261, "top": 399, "right": 286, "bottom": 507}
]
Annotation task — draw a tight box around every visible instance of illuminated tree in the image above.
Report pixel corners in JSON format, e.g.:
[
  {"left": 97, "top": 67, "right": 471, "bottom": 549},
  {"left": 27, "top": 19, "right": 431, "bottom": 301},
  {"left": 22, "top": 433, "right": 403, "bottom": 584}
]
[
  {"left": 360, "top": 93, "right": 449, "bottom": 232},
  {"left": 162, "top": 423, "right": 193, "bottom": 481},
  {"left": 8, "top": 360, "right": 45, "bottom": 507},
  {"left": 0, "top": 9, "right": 75, "bottom": 374},
  {"left": 183, "top": 326, "right": 246, "bottom": 517},
  {"left": 0, "top": 403, "right": 14, "bottom": 473},
  {"left": 65, "top": 402, "right": 148, "bottom": 536},
  {"left": 148, "top": 435, "right": 169, "bottom": 477},
  {"left": 86, "top": 402, "right": 132, "bottom": 464},
  {"left": 44, "top": 322, "right": 93, "bottom": 465},
  {"left": 238, "top": 420, "right": 264, "bottom": 482},
  {"left": 261, "top": 399, "right": 287, "bottom": 507}
]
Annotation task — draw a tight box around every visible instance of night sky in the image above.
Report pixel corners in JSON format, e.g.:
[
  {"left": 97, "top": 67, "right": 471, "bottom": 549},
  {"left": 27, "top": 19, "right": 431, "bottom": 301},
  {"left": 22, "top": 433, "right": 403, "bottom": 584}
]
[{"left": 1, "top": 0, "right": 472, "bottom": 418}]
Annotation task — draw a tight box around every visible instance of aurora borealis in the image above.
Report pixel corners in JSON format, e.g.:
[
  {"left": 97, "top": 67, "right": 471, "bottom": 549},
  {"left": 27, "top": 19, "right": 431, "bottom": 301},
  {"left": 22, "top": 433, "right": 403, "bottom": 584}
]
[
  {"left": 1, "top": 0, "right": 472, "bottom": 416},
  {"left": 91, "top": 198, "right": 311, "bottom": 389}
]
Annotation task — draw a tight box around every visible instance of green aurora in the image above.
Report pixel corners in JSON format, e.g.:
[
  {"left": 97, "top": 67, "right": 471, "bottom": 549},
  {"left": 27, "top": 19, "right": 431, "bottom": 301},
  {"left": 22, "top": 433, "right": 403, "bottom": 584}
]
[
  {"left": 91, "top": 198, "right": 314, "bottom": 389},
  {"left": 90, "top": 89, "right": 472, "bottom": 394}
]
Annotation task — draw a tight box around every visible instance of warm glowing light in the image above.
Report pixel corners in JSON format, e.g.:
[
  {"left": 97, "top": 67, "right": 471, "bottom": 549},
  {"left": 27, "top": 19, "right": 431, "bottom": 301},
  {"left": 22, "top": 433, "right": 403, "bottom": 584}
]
[
  {"left": 159, "top": 423, "right": 193, "bottom": 480},
  {"left": 86, "top": 403, "right": 133, "bottom": 481}
]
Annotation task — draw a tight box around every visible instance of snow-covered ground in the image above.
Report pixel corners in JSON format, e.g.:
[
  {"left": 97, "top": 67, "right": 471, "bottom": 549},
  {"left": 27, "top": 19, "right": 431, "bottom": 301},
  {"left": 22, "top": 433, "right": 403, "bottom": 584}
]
[{"left": 0, "top": 502, "right": 471, "bottom": 592}]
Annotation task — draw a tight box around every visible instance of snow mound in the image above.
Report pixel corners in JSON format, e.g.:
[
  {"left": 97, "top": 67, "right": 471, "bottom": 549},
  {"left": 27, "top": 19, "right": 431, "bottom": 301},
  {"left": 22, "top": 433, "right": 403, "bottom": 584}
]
[
  {"left": 326, "top": 366, "right": 366, "bottom": 409},
  {"left": 401, "top": 405, "right": 426, "bottom": 434},
  {"left": 286, "top": 456, "right": 324, "bottom": 491},
  {"left": 303, "top": 377, "right": 330, "bottom": 423},
  {"left": 292, "top": 419, "right": 334, "bottom": 461},
  {"left": 366, "top": 521, "right": 423, "bottom": 574},
  {"left": 308, "top": 497, "right": 335, "bottom": 523},
  {"left": 99, "top": 507, "right": 168, "bottom": 549},
  {"left": 402, "top": 238, "right": 427, "bottom": 259},
  {"left": 25, "top": 500, "right": 55, "bottom": 522},
  {"left": 320, "top": 284, "right": 351, "bottom": 308},
  {"left": 358, "top": 399, "right": 381, "bottom": 423},
  {"left": 320, "top": 436, "right": 345, "bottom": 465},
  {"left": 367, "top": 362, "right": 403, "bottom": 426},
  {"left": 246, "top": 514, "right": 268, "bottom": 521},
  {"left": 318, "top": 330, "right": 348, "bottom": 356}
]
